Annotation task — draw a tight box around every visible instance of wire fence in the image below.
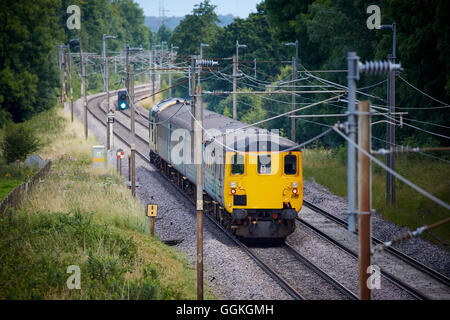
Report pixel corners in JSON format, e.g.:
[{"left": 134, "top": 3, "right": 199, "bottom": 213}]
[{"left": 0, "top": 160, "right": 52, "bottom": 216}]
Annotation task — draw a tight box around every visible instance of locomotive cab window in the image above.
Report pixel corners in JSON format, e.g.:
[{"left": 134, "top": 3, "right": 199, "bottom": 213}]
[
  {"left": 258, "top": 154, "right": 271, "bottom": 175},
  {"left": 284, "top": 154, "right": 297, "bottom": 175},
  {"left": 231, "top": 154, "right": 245, "bottom": 175}
]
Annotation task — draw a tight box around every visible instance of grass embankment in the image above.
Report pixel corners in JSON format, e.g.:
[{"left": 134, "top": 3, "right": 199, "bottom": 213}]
[
  {"left": 0, "top": 107, "right": 200, "bottom": 299},
  {"left": 0, "top": 108, "right": 64, "bottom": 199},
  {"left": 302, "top": 147, "right": 450, "bottom": 246},
  {"left": 140, "top": 79, "right": 169, "bottom": 110}
]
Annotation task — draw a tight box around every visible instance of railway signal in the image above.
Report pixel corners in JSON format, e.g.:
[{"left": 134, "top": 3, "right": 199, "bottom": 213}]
[{"left": 118, "top": 90, "right": 128, "bottom": 110}]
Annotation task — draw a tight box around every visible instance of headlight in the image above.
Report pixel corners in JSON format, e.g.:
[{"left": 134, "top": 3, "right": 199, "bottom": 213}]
[
  {"left": 292, "top": 182, "right": 298, "bottom": 188},
  {"left": 231, "top": 182, "right": 237, "bottom": 188}
]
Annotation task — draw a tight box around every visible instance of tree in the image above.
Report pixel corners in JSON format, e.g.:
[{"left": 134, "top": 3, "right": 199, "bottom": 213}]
[
  {"left": 0, "top": 0, "right": 63, "bottom": 124},
  {"left": 264, "top": 0, "right": 450, "bottom": 147},
  {"left": 156, "top": 24, "right": 173, "bottom": 43},
  {"left": 170, "top": 0, "right": 222, "bottom": 56}
]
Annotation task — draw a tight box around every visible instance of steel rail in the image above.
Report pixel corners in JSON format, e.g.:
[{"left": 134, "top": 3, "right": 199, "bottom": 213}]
[
  {"left": 303, "top": 200, "right": 450, "bottom": 287},
  {"left": 283, "top": 242, "right": 358, "bottom": 300},
  {"left": 295, "top": 215, "right": 428, "bottom": 300}
]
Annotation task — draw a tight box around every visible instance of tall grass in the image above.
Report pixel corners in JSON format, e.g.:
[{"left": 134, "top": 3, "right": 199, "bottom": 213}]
[
  {"left": 302, "top": 147, "right": 450, "bottom": 246},
  {"left": 0, "top": 107, "right": 200, "bottom": 299}
]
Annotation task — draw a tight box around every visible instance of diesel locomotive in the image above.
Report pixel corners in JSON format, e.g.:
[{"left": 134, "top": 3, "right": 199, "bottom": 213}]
[{"left": 149, "top": 98, "right": 303, "bottom": 239}]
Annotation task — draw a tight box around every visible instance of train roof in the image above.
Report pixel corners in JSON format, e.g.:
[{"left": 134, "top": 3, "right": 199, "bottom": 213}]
[{"left": 151, "top": 98, "right": 299, "bottom": 152}]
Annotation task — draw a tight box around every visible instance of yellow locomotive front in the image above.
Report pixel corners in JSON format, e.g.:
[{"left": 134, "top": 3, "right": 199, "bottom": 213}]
[{"left": 223, "top": 150, "right": 303, "bottom": 239}]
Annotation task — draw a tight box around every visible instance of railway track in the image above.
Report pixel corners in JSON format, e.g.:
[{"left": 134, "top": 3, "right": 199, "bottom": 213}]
[
  {"left": 83, "top": 89, "right": 449, "bottom": 300},
  {"left": 85, "top": 90, "right": 362, "bottom": 300},
  {"left": 297, "top": 202, "right": 450, "bottom": 299}
]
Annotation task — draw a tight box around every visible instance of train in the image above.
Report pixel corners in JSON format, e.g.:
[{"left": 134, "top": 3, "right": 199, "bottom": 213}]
[{"left": 148, "top": 98, "right": 303, "bottom": 239}]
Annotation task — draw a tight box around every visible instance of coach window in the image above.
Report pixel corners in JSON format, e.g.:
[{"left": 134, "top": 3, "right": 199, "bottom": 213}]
[
  {"left": 231, "top": 154, "right": 245, "bottom": 175},
  {"left": 284, "top": 154, "right": 297, "bottom": 175},
  {"left": 258, "top": 154, "right": 271, "bottom": 174}
]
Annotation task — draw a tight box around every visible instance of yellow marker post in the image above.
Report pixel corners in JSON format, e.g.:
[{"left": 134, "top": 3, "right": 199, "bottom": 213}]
[{"left": 147, "top": 204, "right": 158, "bottom": 236}]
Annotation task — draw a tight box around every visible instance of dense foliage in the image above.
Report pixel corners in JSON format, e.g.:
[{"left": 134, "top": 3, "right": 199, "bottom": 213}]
[
  {"left": 1, "top": 0, "right": 448, "bottom": 148},
  {"left": 0, "top": 0, "right": 63, "bottom": 124},
  {"left": 0, "top": 0, "right": 154, "bottom": 126},
  {"left": 169, "top": 0, "right": 449, "bottom": 148},
  {"left": 1, "top": 123, "right": 40, "bottom": 163}
]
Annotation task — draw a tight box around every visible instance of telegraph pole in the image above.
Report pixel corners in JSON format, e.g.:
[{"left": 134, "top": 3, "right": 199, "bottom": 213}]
[
  {"left": 346, "top": 52, "right": 358, "bottom": 232},
  {"left": 191, "top": 56, "right": 217, "bottom": 300},
  {"left": 63, "top": 52, "right": 67, "bottom": 103},
  {"left": 358, "top": 100, "right": 371, "bottom": 300},
  {"left": 169, "top": 45, "right": 179, "bottom": 98},
  {"left": 125, "top": 43, "right": 130, "bottom": 105},
  {"left": 102, "top": 35, "right": 107, "bottom": 92},
  {"left": 81, "top": 52, "right": 88, "bottom": 140},
  {"left": 291, "top": 56, "right": 296, "bottom": 142},
  {"left": 168, "top": 47, "right": 172, "bottom": 98},
  {"left": 159, "top": 43, "right": 163, "bottom": 89},
  {"left": 131, "top": 144, "right": 136, "bottom": 197},
  {"left": 345, "top": 51, "right": 402, "bottom": 233},
  {"left": 151, "top": 48, "right": 155, "bottom": 102},
  {"left": 198, "top": 43, "right": 209, "bottom": 87},
  {"left": 129, "top": 63, "right": 135, "bottom": 140},
  {"left": 57, "top": 45, "right": 63, "bottom": 103},
  {"left": 190, "top": 56, "right": 196, "bottom": 157},
  {"left": 232, "top": 54, "right": 237, "bottom": 120},
  {"left": 233, "top": 41, "right": 247, "bottom": 120},
  {"left": 68, "top": 49, "right": 73, "bottom": 122},
  {"left": 378, "top": 22, "right": 397, "bottom": 206},
  {"left": 286, "top": 40, "right": 298, "bottom": 142},
  {"left": 106, "top": 55, "right": 112, "bottom": 150},
  {"left": 103, "top": 35, "right": 116, "bottom": 149},
  {"left": 195, "top": 84, "right": 204, "bottom": 301},
  {"left": 386, "top": 53, "right": 397, "bottom": 205}
]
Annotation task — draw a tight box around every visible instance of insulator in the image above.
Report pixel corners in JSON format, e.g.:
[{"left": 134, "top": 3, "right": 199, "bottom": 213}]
[
  {"left": 359, "top": 60, "right": 402, "bottom": 75},
  {"left": 196, "top": 59, "right": 219, "bottom": 66},
  {"left": 360, "top": 60, "right": 389, "bottom": 75}
]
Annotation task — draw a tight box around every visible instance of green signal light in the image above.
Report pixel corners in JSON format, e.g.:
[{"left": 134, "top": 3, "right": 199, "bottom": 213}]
[{"left": 120, "top": 102, "right": 126, "bottom": 109}]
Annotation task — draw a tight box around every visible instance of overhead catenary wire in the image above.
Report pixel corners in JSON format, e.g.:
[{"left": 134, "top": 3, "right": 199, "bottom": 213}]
[
  {"left": 208, "top": 67, "right": 329, "bottom": 106},
  {"left": 382, "top": 112, "right": 450, "bottom": 140},
  {"left": 185, "top": 104, "right": 335, "bottom": 154},
  {"left": 306, "top": 73, "right": 386, "bottom": 102},
  {"left": 372, "top": 217, "right": 450, "bottom": 255},
  {"left": 333, "top": 124, "right": 450, "bottom": 211},
  {"left": 212, "top": 89, "right": 335, "bottom": 129},
  {"left": 371, "top": 136, "right": 450, "bottom": 164},
  {"left": 399, "top": 75, "right": 450, "bottom": 106},
  {"left": 211, "top": 94, "right": 344, "bottom": 139}
]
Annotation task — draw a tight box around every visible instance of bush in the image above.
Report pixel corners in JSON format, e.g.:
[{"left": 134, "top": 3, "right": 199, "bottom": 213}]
[
  {"left": 331, "top": 145, "right": 347, "bottom": 166},
  {"left": 1, "top": 123, "right": 40, "bottom": 163}
]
